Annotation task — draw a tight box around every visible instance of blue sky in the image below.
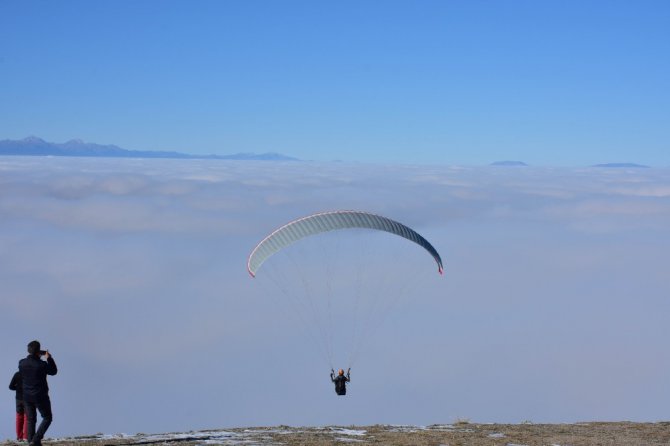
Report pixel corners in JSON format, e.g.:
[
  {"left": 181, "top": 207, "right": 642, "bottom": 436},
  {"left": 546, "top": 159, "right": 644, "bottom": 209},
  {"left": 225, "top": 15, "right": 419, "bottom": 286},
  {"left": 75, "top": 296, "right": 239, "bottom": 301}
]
[{"left": 1, "top": 1, "right": 669, "bottom": 165}]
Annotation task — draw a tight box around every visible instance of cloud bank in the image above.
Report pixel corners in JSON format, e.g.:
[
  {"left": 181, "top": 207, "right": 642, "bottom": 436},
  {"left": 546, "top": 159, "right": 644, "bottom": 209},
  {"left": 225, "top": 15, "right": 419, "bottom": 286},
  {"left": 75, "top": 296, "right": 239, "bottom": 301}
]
[{"left": 1, "top": 157, "right": 669, "bottom": 438}]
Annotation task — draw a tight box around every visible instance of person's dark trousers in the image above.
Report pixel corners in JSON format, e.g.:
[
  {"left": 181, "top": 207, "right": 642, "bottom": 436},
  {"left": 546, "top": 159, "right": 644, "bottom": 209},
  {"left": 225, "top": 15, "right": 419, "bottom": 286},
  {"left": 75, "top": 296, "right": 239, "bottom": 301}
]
[{"left": 24, "top": 398, "right": 52, "bottom": 446}]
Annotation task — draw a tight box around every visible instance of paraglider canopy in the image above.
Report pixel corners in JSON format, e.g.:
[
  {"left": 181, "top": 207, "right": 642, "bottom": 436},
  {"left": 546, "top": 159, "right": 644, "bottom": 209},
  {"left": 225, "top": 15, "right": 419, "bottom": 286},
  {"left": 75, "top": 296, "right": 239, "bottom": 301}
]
[{"left": 247, "top": 210, "right": 443, "bottom": 277}]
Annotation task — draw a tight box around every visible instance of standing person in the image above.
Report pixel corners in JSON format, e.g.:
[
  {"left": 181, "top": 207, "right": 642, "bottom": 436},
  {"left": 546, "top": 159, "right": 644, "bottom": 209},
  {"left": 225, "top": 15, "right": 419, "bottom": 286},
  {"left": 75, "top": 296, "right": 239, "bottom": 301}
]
[
  {"left": 9, "top": 371, "right": 28, "bottom": 441},
  {"left": 19, "top": 341, "right": 57, "bottom": 446},
  {"left": 330, "top": 368, "right": 350, "bottom": 395}
]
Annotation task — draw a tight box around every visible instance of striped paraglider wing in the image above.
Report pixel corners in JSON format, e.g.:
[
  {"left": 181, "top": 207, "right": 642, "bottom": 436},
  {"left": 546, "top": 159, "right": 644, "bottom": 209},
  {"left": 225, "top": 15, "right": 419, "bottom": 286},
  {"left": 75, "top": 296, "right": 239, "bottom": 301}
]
[{"left": 247, "top": 210, "right": 443, "bottom": 277}]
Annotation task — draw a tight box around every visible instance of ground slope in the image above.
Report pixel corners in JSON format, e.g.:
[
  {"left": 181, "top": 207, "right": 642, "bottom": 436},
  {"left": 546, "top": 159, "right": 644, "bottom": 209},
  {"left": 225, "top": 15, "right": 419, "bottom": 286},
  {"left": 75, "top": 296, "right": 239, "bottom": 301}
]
[{"left": 4, "top": 422, "right": 669, "bottom": 446}]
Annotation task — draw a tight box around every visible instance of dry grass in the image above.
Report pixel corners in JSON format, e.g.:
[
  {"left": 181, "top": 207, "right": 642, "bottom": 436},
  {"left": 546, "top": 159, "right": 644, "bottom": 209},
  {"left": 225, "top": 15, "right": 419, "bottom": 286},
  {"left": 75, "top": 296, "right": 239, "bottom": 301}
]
[{"left": 5, "top": 422, "right": 669, "bottom": 446}]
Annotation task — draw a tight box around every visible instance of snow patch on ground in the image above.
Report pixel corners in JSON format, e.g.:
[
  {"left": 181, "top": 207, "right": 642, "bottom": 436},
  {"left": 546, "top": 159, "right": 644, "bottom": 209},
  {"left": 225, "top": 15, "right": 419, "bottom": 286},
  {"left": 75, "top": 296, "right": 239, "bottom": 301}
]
[
  {"left": 64, "top": 430, "right": 274, "bottom": 446},
  {"left": 328, "top": 428, "right": 367, "bottom": 436},
  {"left": 165, "top": 426, "right": 371, "bottom": 444},
  {"left": 427, "top": 424, "right": 458, "bottom": 431},
  {"left": 142, "top": 431, "right": 239, "bottom": 441}
]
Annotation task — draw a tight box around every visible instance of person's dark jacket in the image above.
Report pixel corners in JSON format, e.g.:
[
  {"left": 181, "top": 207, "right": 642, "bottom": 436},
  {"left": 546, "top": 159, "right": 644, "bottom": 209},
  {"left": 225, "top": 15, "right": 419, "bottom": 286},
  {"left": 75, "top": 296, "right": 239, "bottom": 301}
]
[
  {"left": 9, "top": 371, "right": 23, "bottom": 401},
  {"left": 18, "top": 355, "right": 57, "bottom": 402},
  {"left": 330, "top": 371, "right": 350, "bottom": 395}
]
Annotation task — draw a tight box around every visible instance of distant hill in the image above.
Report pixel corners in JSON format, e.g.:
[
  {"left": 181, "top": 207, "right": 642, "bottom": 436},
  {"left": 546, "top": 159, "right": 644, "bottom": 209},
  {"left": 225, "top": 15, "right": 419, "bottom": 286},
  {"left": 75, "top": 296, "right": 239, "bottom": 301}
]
[
  {"left": 0, "top": 137, "right": 298, "bottom": 161},
  {"left": 490, "top": 160, "right": 528, "bottom": 166},
  {"left": 591, "top": 163, "right": 649, "bottom": 168}
]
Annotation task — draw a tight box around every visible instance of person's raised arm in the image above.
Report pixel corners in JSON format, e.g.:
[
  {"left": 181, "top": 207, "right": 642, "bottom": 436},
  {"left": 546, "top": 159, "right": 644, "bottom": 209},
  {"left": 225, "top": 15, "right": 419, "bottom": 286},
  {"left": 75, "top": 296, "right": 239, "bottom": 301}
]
[{"left": 44, "top": 351, "right": 57, "bottom": 376}]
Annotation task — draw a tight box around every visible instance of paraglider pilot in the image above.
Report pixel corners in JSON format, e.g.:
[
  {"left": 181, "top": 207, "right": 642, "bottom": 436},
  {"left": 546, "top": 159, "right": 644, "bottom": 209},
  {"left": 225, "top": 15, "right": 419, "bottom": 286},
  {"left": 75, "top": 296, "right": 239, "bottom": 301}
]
[{"left": 330, "top": 368, "right": 350, "bottom": 395}]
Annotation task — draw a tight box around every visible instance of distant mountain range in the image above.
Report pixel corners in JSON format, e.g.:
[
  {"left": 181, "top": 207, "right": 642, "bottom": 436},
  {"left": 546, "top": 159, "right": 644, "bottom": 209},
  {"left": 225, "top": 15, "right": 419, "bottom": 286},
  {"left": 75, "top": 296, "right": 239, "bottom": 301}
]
[
  {"left": 490, "top": 160, "right": 528, "bottom": 166},
  {"left": 491, "top": 161, "right": 653, "bottom": 168},
  {"left": 0, "top": 137, "right": 298, "bottom": 161},
  {"left": 0, "top": 138, "right": 655, "bottom": 167},
  {"left": 590, "top": 163, "right": 649, "bottom": 168}
]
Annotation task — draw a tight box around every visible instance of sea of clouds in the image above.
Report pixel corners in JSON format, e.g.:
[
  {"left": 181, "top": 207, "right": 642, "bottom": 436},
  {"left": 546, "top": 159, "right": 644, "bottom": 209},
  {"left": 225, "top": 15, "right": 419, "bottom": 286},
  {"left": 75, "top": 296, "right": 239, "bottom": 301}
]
[{"left": 1, "top": 157, "right": 669, "bottom": 439}]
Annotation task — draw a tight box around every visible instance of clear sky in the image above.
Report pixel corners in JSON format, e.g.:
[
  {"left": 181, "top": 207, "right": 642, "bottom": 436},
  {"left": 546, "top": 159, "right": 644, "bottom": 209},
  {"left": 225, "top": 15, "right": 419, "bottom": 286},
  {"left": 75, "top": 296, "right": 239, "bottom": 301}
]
[{"left": 1, "top": 1, "right": 669, "bottom": 165}]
